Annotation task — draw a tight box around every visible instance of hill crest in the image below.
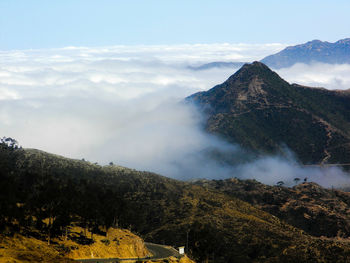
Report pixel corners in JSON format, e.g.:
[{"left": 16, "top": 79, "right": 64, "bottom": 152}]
[{"left": 187, "top": 62, "right": 350, "bottom": 164}]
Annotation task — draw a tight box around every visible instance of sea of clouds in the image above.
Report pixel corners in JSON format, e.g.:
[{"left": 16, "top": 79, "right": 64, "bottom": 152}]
[{"left": 1, "top": 43, "right": 349, "bottom": 187}]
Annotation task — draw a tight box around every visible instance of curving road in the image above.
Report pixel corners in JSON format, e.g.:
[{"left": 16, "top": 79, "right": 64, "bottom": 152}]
[
  {"left": 75, "top": 242, "right": 181, "bottom": 262},
  {"left": 145, "top": 242, "right": 180, "bottom": 259}
]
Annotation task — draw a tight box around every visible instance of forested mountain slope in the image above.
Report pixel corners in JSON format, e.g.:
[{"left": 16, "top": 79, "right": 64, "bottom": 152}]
[
  {"left": 2, "top": 141, "right": 350, "bottom": 262},
  {"left": 187, "top": 61, "right": 350, "bottom": 164}
]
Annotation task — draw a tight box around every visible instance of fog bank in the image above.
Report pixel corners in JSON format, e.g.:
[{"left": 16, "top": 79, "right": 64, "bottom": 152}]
[{"left": 1, "top": 44, "right": 349, "bottom": 187}]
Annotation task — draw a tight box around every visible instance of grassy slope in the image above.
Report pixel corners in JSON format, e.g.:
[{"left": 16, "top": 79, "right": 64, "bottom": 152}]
[
  {"left": 0, "top": 234, "right": 73, "bottom": 263},
  {"left": 6, "top": 148, "right": 350, "bottom": 262},
  {"left": 194, "top": 178, "right": 350, "bottom": 238},
  {"left": 0, "top": 227, "right": 150, "bottom": 262}
]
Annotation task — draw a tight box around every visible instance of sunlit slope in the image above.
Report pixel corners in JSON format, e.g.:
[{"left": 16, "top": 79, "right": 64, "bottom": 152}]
[
  {"left": 2, "top": 146, "right": 350, "bottom": 262},
  {"left": 0, "top": 228, "right": 149, "bottom": 263}
]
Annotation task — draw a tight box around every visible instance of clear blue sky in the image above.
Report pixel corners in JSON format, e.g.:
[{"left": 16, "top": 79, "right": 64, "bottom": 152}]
[{"left": 1, "top": 0, "right": 350, "bottom": 50}]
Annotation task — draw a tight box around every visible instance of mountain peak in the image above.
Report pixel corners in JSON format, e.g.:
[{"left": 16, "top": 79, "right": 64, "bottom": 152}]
[
  {"left": 239, "top": 61, "right": 271, "bottom": 71},
  {"left": 336, "top": 38, "right": 350, "bottom": 45},
  {"left": 261, "top": 37, "right": 350, "bottom": 68},
  {"left": 187, "top": 62, "right": 291, "bottom": 114},
  {"left": 226, "top": 61, "right": 286, "bottom": 86},
  {"left": 306, "top": 39, "right": 325, "bottom": 45},
  {"left": 241, "top": 61, "right": 270, "bottom": 69},
  {"left": 187, "top": 61, "right": 350, "bottom": 165}
]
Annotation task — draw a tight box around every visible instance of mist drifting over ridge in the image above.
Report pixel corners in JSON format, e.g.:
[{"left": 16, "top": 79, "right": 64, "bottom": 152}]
[{"left": 1, "top": 43, "right": 350, "bottom": 187}]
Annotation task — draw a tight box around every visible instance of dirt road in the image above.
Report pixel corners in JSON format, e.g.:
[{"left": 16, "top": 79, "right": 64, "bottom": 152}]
[{"left": 75, "top": 242, "right": 181, "bottom": 262}]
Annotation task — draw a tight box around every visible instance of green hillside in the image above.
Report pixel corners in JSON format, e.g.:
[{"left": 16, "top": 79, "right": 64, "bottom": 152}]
[
  {"left": 187, "top": 61, "right": 350, "bottom": 164},
  {"left": 2, "top": 141, "right": 350, "bottom": 262},
  {"left": 194, "top": 178, "right": 350, "bottom": 239}
]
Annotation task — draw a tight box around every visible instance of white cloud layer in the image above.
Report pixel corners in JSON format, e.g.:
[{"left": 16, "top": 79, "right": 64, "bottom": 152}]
[
  {"left": 236, "top": 156, "right": 350, "bottom": 188},
  {"left": 0, "top": 44, "right": 349, "bottom": 186},
  {"left": 275, "top": 63, "right": 350, "bottom": 90}
]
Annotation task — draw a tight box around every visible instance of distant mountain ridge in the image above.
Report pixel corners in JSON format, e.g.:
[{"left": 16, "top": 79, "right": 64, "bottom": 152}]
[
  {"left": 261, "top": 38, "right": 350, "bottom": 68},
  {"left": 188, "top": 61, "right": 246, "bottom": 70},
  {"left": 187, "top": 61, "right": 350, "bottom": 164},
  {"left": 191, "top": 38, "right": 350, "bottom": 70}
]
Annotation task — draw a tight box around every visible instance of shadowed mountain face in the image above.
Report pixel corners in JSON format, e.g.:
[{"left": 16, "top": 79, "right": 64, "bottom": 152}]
[
  {"left": 261, "top": 38, "right": 350, "bottom": 68},
  {"left": 187, "top": 62, "right": 350, "bottom": 164}
]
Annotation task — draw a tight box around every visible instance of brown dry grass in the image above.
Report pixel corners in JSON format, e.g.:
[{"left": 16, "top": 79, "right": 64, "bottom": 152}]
[
  {"left": 0, "top": 233, "right": 71, "bottom": 263},
  {"left": 0, "top": 228, "right": 192, "bottom": 263},
  {"left": 66, "top": 227, "right": 150, "bottom": 260},
  {"left": 0, "top": 227, "right": 150, "bottom": 262}
]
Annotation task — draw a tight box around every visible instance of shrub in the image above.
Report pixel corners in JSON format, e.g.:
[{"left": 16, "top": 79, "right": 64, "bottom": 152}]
[{"left": 101, "top": 239, "right": 110, "bottom": 246}]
